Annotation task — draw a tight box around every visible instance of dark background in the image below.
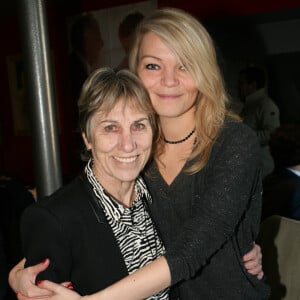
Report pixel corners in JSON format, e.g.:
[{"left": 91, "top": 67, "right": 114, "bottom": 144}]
[{"left": 1, "top": 0, "right": 300, "bottom": 186}]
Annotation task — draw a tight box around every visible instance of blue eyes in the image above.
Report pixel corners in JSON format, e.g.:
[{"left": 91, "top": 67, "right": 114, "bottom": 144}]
[
  {"left": 145, "top": 63, "right": 187, "bottom": 71},
  {"left": 146, "top": 64, "right": 159, "bottom": 70}
]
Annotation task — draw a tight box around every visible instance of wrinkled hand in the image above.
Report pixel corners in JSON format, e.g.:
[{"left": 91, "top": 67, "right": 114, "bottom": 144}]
[
  {"left": 16, "top": 280, "right": 84, "bottom": 300},
  {"left": 8, "top": 258, "right": 53, "bottom": 297},
  {"left": 243, "top": 243, "right": 264, "bottom": 279}
]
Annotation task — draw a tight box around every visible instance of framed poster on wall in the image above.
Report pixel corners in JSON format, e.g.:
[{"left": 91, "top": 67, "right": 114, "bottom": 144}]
[{"left": 66, "top": 0, "right": 157, "bottom": 71}]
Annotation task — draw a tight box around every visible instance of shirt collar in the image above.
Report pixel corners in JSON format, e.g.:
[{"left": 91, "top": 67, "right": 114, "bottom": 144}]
[{"left": 84, "top": 159, "right": 152, "bottom": 222}]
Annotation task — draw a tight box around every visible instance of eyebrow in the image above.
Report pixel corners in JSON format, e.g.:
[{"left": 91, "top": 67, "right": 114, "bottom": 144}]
[
  {"left": 139, "top": 54, "right": 161, "bottom": 61},
  {"left": 99, "top": 117, "right": 150, "bottom": 125},
  {"left": 133, "top": 117, "right": 150, "bottom": 123}
]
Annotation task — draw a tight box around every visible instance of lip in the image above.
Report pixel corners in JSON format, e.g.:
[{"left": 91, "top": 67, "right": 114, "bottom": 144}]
[
  {"left": 157, "top": 93, "right": 182, "bottom": 99},
  {"left": 113, "top": 155, "right": 138, "bottom": 163}
]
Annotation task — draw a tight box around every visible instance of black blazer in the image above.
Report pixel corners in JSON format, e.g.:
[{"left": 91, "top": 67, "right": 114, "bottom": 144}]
[{"left": 21, "top": 174, "right": 128, "bottom": 295}]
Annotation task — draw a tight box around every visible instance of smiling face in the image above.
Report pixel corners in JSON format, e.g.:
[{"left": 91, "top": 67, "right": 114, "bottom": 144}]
[
  {"left": 82, "top": 99, "right": 153, "bottom": 188},
  {"left": 137, "top": 32, "right": 199, "bottom": 121}
]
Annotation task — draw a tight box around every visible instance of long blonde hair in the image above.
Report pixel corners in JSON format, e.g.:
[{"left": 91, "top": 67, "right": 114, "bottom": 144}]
[{"left": 129, "top": 7, "right": 236, "bottom": 173}]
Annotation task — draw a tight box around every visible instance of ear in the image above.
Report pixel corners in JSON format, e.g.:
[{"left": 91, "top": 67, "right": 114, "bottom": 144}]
[{"left": 82, "top": 132, "right": 92, "bottom": 150}]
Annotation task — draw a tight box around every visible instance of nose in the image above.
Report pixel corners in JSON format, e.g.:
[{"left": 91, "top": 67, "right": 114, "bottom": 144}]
[
  {"left": 119, "top": 132, "right": 136, "bottom": 152},
  {"left": 161, "top": 68, "right": 179, "bottom": 87}
]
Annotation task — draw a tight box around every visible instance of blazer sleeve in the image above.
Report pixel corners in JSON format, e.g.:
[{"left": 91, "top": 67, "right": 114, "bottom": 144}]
[
  {"left": 165, "top": 122, "right": 262, "bottom": 284},
  {"left": 21, "top": 203, "right": 72, "bottom": 283}
]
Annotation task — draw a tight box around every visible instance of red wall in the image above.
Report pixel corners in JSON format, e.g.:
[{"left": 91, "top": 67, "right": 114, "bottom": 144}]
[{"left": 1, "top": 0, "right": 300, "bottom": 185}]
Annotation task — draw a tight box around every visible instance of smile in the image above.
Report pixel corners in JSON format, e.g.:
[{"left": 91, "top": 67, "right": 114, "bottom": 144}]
[
  {"left": 113, "top": 156, "right": 138, "bottom": 163},
  {"left": 158, "top": 93, "right": 180, "bottom": 99}
]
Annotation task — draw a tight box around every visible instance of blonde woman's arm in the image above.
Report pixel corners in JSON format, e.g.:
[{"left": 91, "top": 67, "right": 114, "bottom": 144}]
[{"left": 16, "top": 256, "right": 171, "bottom": 300}]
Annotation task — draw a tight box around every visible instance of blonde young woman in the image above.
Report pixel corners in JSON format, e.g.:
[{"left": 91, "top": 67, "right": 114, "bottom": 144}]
[{"left": 10, "top": 7, "right": 269, "bottom": 300}]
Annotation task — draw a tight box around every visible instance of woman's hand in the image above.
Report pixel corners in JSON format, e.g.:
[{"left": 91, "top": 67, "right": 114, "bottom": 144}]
[
  {"left": 243, "top": 243, "right": 263, "bottom": 279},
  {"left": 16, "top": 280, "right": 85, "bottom": 300},
  {"left": 8, "top": 258, "right": 53, "bottom": 297},
  {"left": 9, "top": 258, "right": 74, "bottom": 298}
]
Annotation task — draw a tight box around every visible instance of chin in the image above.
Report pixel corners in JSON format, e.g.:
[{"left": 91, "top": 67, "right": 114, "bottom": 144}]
[{"left": 114, "top": 171, "right": 141, "bottom": 183}]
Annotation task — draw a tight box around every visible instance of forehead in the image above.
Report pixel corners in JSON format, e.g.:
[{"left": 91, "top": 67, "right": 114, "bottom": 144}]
[
  {"left": 140, "top": 32, "right": 170, "bottom": 54},
  {"left": 139, "top": 32, "right": 181, "bottom": 64},
  {"left": 94, "top": 99, "right": 148, "bottom": 120}
]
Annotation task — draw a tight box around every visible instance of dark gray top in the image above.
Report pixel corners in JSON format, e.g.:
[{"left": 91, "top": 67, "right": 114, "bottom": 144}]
[{"left": 144, "top": 117, "right": 270, "bottom": 299}]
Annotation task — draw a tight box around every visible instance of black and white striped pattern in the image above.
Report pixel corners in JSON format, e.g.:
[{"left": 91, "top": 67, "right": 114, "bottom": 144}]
[{"left": 85, "top": 160, "right": 169, "bottom": 299}]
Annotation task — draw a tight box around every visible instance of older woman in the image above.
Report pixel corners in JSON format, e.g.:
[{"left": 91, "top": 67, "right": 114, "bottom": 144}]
[
  {"left": 14, "top": 67, "right": 168, "bottom": 299},
  {"left": 11, "top": 7, "right": 268, "bottom": 300}
]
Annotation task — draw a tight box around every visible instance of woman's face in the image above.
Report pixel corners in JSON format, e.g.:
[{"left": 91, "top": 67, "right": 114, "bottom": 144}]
[
  {"left": 83, "top": 100, "right": 153, "bottom": 187},
  {"left": 137, "top": 32, "right": 198, "bottom": 120}
]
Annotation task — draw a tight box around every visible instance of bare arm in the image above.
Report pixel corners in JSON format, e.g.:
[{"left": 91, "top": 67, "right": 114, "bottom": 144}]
[
  {"left": 11, "top": 245, "right": 262, "bottom": 300},
  {"left": 88, "top": 256, "right": 170, "bottom": 300},
  {"left": 15, "top": 256, "right": 170, "bottom": 300},
  {"left": 11, "top": 244, "right": 262, "bottom": 300}
]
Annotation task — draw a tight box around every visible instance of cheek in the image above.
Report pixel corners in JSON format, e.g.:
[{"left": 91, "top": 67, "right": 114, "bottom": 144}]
[
  {"left": 94, "top": 136, "right": 118, "bottom": 153},
  {"left": 186, "top": 84, "right": 199, "bottom": 99},
  {"left": 185, "top": 78, "right": 197, "bottom": 91},
  {"left": 141, "top": 139, "right": 153, "bottom": 162},
  {"left": 136, "top": 133, "right": 153, "bottom": 150},
  {"left": 146, "top": 136, "right": 154, "bottom": 155},
  {"left": 139, "top": 73, "right": 155, "bottom": 90},
  {"left": 146, "top": 135, "right": 153, "bottom": 149}
]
